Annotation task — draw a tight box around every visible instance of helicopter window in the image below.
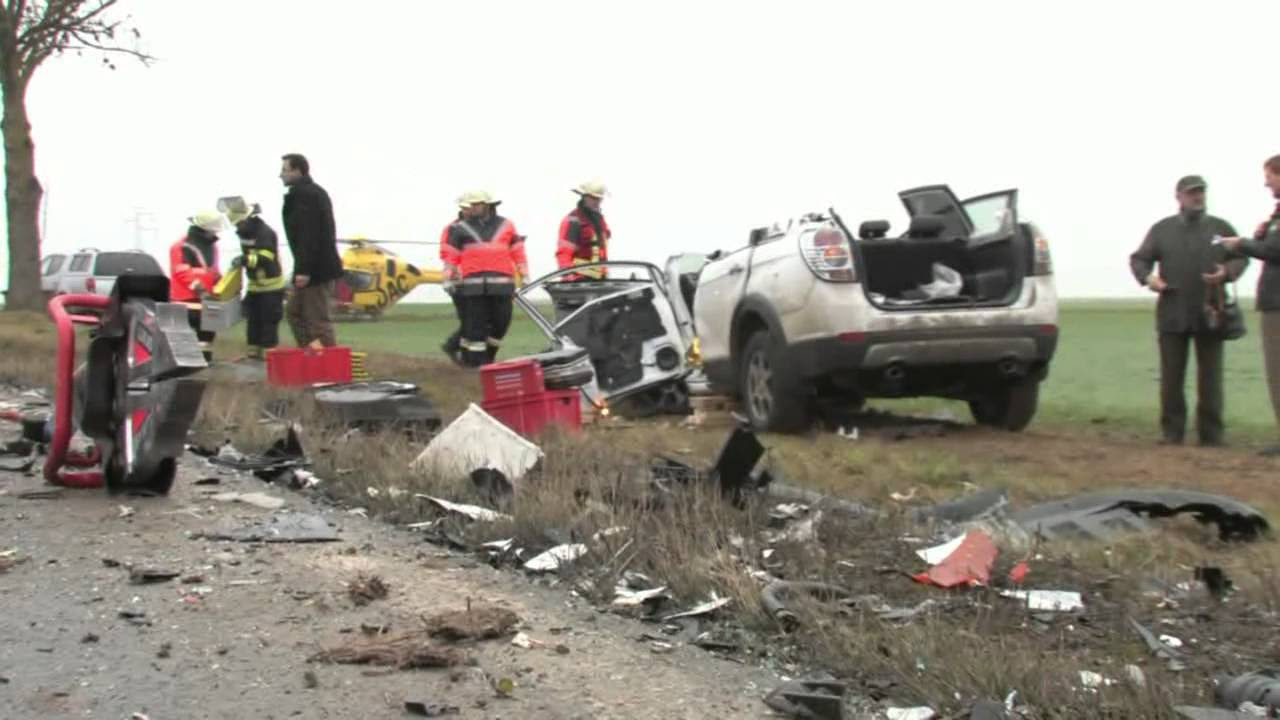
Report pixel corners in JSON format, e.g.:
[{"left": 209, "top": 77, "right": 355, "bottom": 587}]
[
  {"left": 343, "top": 269, "right": 378, "bottom": 291},
  {"left": 385, "top": 259, "right": 395, "bottom": 276},
  {"left": 406, "top": 263, "right": 421, "bottom": 276}
]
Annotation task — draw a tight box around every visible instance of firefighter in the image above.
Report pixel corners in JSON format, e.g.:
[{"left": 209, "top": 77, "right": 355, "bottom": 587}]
[
  {"left": 440, "top": 190, "right": 530, "bottom": 368},
  {"left": 219, "top": 196, "right": 286, "bottom": 360},
  {"left": 556, "top": 180, "right": 611, "bottom": 281},
  {"left": 439, "top": 196, "right": 469, "bottom": 366},
  {"left": 169, "top": 209, "right": 225, "bottom": 360}
]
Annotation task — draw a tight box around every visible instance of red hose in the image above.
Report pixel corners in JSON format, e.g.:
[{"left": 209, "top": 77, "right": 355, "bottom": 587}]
[{"left": 44, "top": 294, "right": 109, "bottom": 488}]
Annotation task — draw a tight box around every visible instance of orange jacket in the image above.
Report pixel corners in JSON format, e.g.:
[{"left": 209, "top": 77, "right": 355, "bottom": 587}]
[
  {"left": 440, "top": 214, "right": 529, "bottom": 282},
  {"left": 557, "top": 205, "right": 610, "bottom": 280},
  {"left": 169, "top": 233, "right": 221, "bottom": 303}
]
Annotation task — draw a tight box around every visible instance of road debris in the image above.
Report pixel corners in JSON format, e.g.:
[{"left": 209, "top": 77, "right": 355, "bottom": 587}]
[
  {"left": 511, "top": 632, "right": 537, "bottom": 649},
  {"left": 412, "top": 404, "right": 543, "bottom": 486},
  {"left": 913, "top": 530, "right": 997, "bottom": 588},
  {"left": 346, "top": 572, "right": 389, "bottom": 606},
  {"left": 1174, "top": 708, "right": 1264, "bottom": 720},
  {"left": 0, "top": 548, "right": 23, "bottom": 573},
  {"left": 404, "top": 700, "right": 460, "bottom": 717},
  {"left": 118, "top": 609, "right": 152, "bottom": 627},
  {"left": 1012, "top": 489, "right": 1269, "bottom": 543},
  {"left": 211, "top": 491, "right": 287, "bottom": 510},
  {"left": 308, "top": 635, "right": 468, "bottom": 670},
  {"left": 1129, "top": 616, "right": 1188, "bottom": 671},
  {"left": 424, "top": 604, "right": 520, "bottom": 642},
  {"left": 912, "top": 488, "right": 1010, "bottom": 524},
  {"left": 761, "top": 581, "right": 851, "bottom": 629},
  {"left": 662, "top": 595, "right": 732, "bottom": 622},
  {"left": 613, "top": 584, "right": 669, "bottom": 609},
  {"left": 118, "top": 505, "right": 136, "bottom": 518},
  {"left": 193, "top": 477, "right": 221, "bottom": 486},
  {"left": 157, "top": 641, "right": 172, "bottom": 659},
  {"left": 1214, "top": 670, "right": 1280, "bottom": 711},
  {"left": 1079, "top": 671, "right": 1116, "bottom": 689},
  {"left": 313, "top": 381, "right": 442, "bottom": 433},
  {"left": 762, "top": 676, "right": 847, "bottom": 720},
  {"left": 129, "top": 567, "right": 181, "bottom": 585},
  {"left": 887, "top": 709, "right": 937, "bottom": 720},
  {"left": 81, "top": 632, "right": 99, "bottom": 644},
  {"left": 200, "top": 512, "right": 339, "bottom": 543},
  {"left": 999, "top": 590, "right": 1085, "bottom": 612},
  {"left": 1196, "top": 566, "right": 1234, "bottom": 600},
  {"left": 17, "top": 488, "right": 62, "bottom": 500},
  {"left": 417, "top": 495, "right": 512, "bottom": 523},
  {"left": 523, "top": 543, "right": 588, "bottom": 572}
]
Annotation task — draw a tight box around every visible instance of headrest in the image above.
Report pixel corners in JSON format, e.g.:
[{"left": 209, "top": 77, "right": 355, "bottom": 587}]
[{"left": 858, "top": 220, "right": 890, "bottom": 239}]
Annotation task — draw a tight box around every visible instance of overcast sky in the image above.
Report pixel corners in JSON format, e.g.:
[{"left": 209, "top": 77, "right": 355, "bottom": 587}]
[{"left": 7, "top": 0, "right": 1280, "bottom": 301}]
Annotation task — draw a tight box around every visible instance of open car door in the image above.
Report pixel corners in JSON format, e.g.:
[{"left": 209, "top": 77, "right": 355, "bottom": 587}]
[{"left": 515, "top": 261, "right": 694, "bottom": 410}]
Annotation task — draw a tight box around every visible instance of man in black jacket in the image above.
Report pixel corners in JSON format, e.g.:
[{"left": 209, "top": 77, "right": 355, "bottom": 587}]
[
  {"left": 279, "top": 153, "right": 343, "bottom": 347},
  {"left": 1220, "top": 154, "right": 1280, "bottom": 455},
  {"left": 1130, "top": 175, "right": 1249, "bottom": 446}
]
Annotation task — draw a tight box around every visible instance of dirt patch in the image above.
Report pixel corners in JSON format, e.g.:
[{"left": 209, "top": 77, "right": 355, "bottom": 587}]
[{"left": 423, "top": 605, "right": 521, "bottom": 642}]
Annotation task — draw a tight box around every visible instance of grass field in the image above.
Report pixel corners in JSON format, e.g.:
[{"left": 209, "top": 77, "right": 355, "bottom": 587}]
[{"left": 327, "top": 299, "right": 1278, "bottom": 445}]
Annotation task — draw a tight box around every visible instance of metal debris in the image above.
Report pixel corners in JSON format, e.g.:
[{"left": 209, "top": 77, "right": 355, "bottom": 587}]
[
  {"left": 1129, "top": 617, "right": 1187, "bottom": 671},
  {"left": 210, "top": 491, "right": 287, "bottom": 510},
  {"left": 417, "top": 495, "right": 512, "bottom": 523},
  {"left": 662, "top": 595, "right": 731, "bottom": 622},
  {"left": 999, "top": 590, "right": 1085, "bottom": 612},
  {"left": 1214, "top": 670, "right": 1280, "bottom": 711},
  {"left": 523, "top": 544, "right": 588, "bottom": 572},
  {"left": 763, "top": 676, "right": 847, "bottom": 720}
]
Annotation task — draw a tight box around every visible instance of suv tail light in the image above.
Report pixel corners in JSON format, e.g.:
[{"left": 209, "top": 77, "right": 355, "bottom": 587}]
[
  {"left": 801, "top": 227, "right": 857, "bottom": 283},
  {"left": 1031, "top": 227, "right": 1053, "bottom": 276},
  {"left": 85, "top": 277, "right": 97, "bottom": 293}
]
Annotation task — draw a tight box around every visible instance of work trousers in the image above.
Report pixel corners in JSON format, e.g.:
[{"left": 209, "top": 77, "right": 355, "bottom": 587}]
[
  {"left": 185, "top": 307, "right": 217, "bottom": 363},
  {"left": 460, "top": 291, "right": 513, "bottom": 368},
  {"left": 244, "top": 290, "right": 284, "bottom": 353},
  {"left": 442, "top": 291, "right": 465, "bottom": 359},
  {"left": 1158, "top": 331, "right": 1225, "bottom": 445},
  {"left": 1261, "top": 312, "right": 1280, "bottom": 430},
  {"left": 286, "top": 280, "right": 337, "bottom": 348}
]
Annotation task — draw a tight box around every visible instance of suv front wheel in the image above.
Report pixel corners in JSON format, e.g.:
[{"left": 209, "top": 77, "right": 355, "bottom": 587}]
[
  {"left": 739, "top": 330, "right": 809, "bottom": 432},
  {"left": 969, "top": 381, "right": 1040, "bottom": 432}
]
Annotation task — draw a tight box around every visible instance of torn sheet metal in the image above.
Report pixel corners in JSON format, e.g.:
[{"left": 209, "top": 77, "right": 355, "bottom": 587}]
[
  {"left": 1013, "top": 489, "right": 1269, "bottom": 543},
  {"left": 912, "top": 488, "right": 1009, "bottom": 524},
  {"left": 1000, "top": 590, "right": 1085, "bottom": 612},
  {"left": 416, "top": 495, "right": 512, "bottom": 523},
  {"left": 662, "top": 595, "right": 731, "bottom": 621},
  {"left": 613, "top": 586, "right": 670, "bottom": 608},
  {"left": 412, "top": 404, "right": 543, "bottom": 486},
  {"left": 523, "top": 544, "right": 588, "bottom": 572},
  {"left": 916, "top": 535, "right": 966, "bottom": 565},
  {"left": 887, "top": 709, "right": 936, "bottom": 720}
]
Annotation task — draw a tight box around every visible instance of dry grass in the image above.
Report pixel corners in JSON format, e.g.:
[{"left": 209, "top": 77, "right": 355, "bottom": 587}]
[{"left": 8, "top": 311, "right": 1276, "bottom": 716}]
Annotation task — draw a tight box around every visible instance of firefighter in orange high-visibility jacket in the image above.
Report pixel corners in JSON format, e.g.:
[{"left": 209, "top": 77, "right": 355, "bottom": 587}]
[
  {"left": 439, "top": 190, "right": 530, "bottom": 368},
  {"left": 169, "top": 209, "right": 226, "bottom": 360},
  {"left": 556, "top": 180, "right": 610, "bottom": 281}
]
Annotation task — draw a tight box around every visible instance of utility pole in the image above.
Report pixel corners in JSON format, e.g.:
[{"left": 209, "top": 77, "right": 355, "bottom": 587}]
[{"left": 123, "top": 207, "right": 157, "bottom": 252}]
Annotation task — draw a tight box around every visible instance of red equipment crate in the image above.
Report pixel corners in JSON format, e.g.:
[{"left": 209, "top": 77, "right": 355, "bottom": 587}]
[
  {"left": 266, "top": 346, "right": 354, "bottom": 386},
  {"left": 480, "top": 359, "right": 545, "bottom": 403},
  {"left": 482, "top": 389, "right": 582, "bottom": 437}
]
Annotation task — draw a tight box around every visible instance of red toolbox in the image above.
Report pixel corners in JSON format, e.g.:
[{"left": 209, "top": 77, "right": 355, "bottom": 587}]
[
  {"left": 267, "top": 346, "right": 354, "bottom": 386},
  {"left": 480, "top": 359, "right": 545, "bottom": 402},
  {"left": 482, "top": 389, "right": 582, "bottom": 437}
]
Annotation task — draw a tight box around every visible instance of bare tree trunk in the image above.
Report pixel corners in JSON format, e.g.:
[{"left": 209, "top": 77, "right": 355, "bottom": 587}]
[{"left": 2, "top": 69, "right": 43, "bottom": 312}]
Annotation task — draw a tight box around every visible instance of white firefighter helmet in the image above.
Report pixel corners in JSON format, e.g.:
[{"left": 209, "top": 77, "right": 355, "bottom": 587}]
[
  {"left": 458, "top": 190, "right": 500, "bottom": 207},
  {"left": 216, "top": 196, "right": 260, "bottom": 225},
  {"left": 189, "top": 209, "right": 227, "bottom": 233},
  {"left": 572, "top": 180, "right": 608, "bottom": 199}
]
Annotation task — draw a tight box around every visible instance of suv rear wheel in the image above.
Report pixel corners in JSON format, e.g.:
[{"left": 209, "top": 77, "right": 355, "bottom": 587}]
[
  {"left": 969, "top": 381, "right": 1039, "bottom": 431},
  {"left": 739, "top": 329, "right": 809, "bottom": 432}
]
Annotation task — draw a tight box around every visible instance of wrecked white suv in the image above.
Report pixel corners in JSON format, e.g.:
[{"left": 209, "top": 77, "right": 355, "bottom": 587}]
[{"left": 682, "top": 185, "right": 1060, "bottom": 433}]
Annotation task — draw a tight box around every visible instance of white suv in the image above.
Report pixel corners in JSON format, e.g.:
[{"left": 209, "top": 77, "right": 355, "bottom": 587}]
[
  {"left": 42, "top": 248, "right": 165, "bottom": 297},
  {"left": 683, "top": 184, "right": 1059, "bottom": 433}
]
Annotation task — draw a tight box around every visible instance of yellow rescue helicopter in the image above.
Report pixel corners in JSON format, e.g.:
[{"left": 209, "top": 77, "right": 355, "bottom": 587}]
[{"left": 333, "top": 238, "right": 444, "bottom": 320}]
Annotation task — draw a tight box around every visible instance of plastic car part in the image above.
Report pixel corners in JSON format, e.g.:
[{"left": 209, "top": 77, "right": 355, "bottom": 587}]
[{"left": 1012, "top": 489, "right": 1269, "bottom": 543}]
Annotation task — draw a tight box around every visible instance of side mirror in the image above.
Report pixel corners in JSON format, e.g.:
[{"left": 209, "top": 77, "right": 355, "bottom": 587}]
[{"left": 748, "top": 228, "right": 768, "bottom": 246}]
